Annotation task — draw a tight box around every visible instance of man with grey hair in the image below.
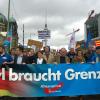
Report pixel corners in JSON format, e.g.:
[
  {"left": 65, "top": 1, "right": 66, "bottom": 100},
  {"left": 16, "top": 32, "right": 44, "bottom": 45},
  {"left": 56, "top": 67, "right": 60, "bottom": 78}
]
[{"left": 55, "top": 48, "right": 68, "bottom": 64}]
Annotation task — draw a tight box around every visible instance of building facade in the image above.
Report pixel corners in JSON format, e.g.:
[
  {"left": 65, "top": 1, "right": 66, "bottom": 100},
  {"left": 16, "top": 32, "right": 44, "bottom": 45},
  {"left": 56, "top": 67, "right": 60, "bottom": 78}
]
[
  {"left": 0, "top": 13, "right": 7, "bottom": 46},
  {"left": 9, "top": 17, "right": 18, "bottom": 48},
  {"left": 85, "top": 13, "right": 100, "bottom": 47},
  {"left": 0, "top": 13, "right": 8, "bottom": 32},
  {"left": 0, "top": 13, "right": 18, "bottom": 48}
]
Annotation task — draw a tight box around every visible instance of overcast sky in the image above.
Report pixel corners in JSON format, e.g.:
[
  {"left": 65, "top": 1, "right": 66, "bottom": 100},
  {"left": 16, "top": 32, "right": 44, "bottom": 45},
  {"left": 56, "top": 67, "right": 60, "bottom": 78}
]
[{"left": 0, "top": 0, "right": 100, "bottom": 49}]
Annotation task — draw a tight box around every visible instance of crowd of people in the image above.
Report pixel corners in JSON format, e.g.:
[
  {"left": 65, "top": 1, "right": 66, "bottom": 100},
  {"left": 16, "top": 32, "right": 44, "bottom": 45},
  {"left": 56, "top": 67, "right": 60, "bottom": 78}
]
[
  {"left": 0, "top": 45, "right": 100, "bottom": 100},
  {"left": 0, "top": 45, "right": 99, "bottom": 65}
]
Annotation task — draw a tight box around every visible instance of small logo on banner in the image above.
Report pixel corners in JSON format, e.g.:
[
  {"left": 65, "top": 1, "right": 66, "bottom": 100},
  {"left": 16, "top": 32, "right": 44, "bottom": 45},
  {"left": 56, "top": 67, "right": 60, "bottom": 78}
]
[{"left": 44, "top": 82, "right": 63, "bottom": 94}]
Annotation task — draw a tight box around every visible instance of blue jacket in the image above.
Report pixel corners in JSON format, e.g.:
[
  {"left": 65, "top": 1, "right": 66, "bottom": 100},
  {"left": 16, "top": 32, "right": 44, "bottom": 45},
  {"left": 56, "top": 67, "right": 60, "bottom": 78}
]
[
  {"left": 86, "top": 52, "right": 97, "bottom": 63},
  {"left": 0, "top": 53, "right": 13, "bottom": 64}
]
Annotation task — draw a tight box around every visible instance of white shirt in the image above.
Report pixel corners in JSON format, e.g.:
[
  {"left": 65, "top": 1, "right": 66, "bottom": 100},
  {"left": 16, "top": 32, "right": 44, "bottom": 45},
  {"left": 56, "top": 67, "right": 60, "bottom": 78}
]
[
  {"left": 37, "top": 58, "right": 43, "bottom": 64},
  {"left": 17, "top": 56, "right": 23, "bottom": 64}
]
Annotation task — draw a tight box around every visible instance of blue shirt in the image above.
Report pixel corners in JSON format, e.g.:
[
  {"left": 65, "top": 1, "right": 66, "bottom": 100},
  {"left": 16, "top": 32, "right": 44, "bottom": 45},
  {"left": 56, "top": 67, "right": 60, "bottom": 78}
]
[
  {"left": 0, "top": 53, "right": 13, "bottom": 64},
  {"left": 86, "top": 52, "right": 97, "bottom": 63}
]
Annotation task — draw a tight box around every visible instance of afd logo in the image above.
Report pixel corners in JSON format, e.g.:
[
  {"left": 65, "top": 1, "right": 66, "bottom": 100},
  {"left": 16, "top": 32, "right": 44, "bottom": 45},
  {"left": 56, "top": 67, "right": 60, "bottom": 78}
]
[{"left": 43, "top": 82, "right": 63, "bottom": 94}]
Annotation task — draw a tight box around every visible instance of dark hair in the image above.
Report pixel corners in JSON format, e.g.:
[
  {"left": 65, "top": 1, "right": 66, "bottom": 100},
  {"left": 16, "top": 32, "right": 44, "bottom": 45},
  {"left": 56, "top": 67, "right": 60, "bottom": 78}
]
[
  {"left": 44, "top": 46, "right": 50, "bottom": 52},
  {"left": 76, "top": 50, "right": 83, "bottom": 56},
  {"left": 35, "top": 51, "right": 43, "bottom": 58},
  {"left": 16, "top": 47, "right": 23, "bottom": 52},
  {"left": 38, "top": 51, "right": 43, "bottom": 54}
]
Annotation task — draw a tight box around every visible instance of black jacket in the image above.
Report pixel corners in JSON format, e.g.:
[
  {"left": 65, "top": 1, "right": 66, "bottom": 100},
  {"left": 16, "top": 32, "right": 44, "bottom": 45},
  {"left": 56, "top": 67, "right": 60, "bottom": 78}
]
[{"left": 14, "top": 55, "right": 27, "bottom": 64}]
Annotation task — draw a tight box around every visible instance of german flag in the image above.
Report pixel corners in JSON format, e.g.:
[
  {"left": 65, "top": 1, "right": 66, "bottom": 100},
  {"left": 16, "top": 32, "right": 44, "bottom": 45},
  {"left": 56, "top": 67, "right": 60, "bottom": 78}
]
[{"left": 95, "top": 40, "right": 100, "bottom": 47}]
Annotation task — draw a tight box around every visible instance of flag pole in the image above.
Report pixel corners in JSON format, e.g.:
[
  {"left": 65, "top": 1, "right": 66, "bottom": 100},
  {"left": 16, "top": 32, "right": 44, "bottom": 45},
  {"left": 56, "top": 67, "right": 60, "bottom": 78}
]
[
  {"left": 7, "top": 0, "right": 11, "bottom": 52},
  {"left": 23, "top": 24, "right": 25, "bottom": 49},
  {"left": 7, "top": 0, "right": 11, "bottom": 34}
]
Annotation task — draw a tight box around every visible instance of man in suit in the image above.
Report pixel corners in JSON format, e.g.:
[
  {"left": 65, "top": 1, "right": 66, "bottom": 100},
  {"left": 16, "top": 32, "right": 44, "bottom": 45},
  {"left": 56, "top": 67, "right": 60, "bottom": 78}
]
[{"left": 14, "top": 47, "right": 27, "bottom": 64}]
